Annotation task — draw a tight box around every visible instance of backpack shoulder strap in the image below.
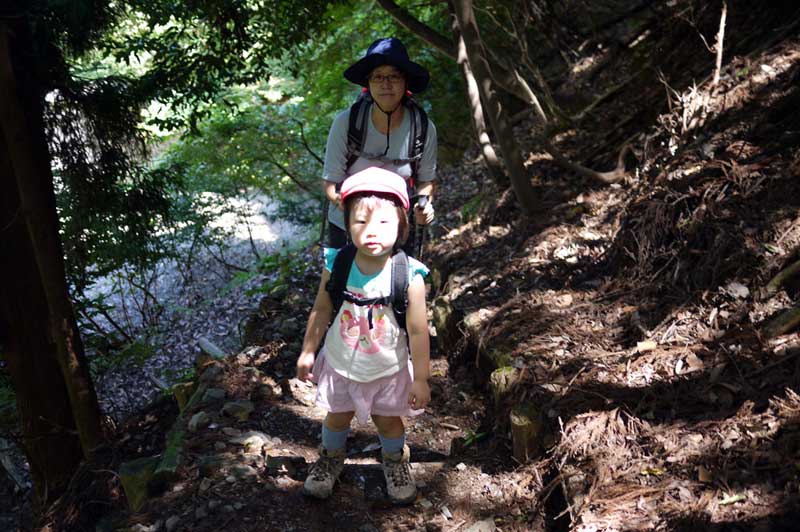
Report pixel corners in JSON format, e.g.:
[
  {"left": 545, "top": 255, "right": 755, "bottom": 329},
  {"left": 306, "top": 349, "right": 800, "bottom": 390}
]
[
  {"left": 403, "top": 97, "right": 429, "bottom": 179},
  {"left": 325, "top": 244, "right": 358, "bottom": 320},
  {"left": 390, "top": 250, "right": 410, "bottom": 330},
  {"left": 346, "top": 93, "right": 372, "bottom": 173}
]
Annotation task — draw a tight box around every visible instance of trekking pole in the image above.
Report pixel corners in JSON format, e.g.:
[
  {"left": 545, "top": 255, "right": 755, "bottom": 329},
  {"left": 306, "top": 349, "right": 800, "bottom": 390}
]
[{"left": 414, "top": 195, "right": 428, "bottom": 259}]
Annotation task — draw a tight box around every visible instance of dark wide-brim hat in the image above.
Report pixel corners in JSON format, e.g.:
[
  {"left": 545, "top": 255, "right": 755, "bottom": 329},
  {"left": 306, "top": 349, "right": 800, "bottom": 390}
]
[{"left": 344, "top": 37, "right": 430, "bottom": 93}]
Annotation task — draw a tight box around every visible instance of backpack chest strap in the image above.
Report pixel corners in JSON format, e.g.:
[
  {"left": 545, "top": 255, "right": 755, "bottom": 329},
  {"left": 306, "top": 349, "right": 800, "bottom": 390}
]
[{"left": 341, "top": 291, "right": 391, "bottom": 307}]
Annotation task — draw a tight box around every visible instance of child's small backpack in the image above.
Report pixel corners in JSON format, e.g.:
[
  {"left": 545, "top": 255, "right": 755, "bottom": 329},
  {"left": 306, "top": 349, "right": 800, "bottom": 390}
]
[
  {"left": 345, "top": 91, "right": 429, "bottom": 184},
  {"left": 325, "top": 243, "right": 410, "bottom": 330}
]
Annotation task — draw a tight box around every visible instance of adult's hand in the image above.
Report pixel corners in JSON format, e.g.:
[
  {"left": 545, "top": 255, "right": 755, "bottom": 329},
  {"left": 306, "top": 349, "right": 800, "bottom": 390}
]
[{"left": 415, "top": 200, "right": 434, "bottom": 225}]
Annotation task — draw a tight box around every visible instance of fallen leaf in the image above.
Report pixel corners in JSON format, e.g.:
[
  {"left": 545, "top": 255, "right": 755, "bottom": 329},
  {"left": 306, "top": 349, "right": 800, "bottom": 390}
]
[
  {"left": 685, "top": 352, "right": 704, "bottom": 371},
  {"left": 698, "top": 465, "right": 713, "bottom": 483},
  {"left": 719, "top": 493, "right": 746, "bottom": 505},
  {"left": 637, "top": 340, "right": 658, "bottom": 352},
  {"left": 723, "top": 281, "right": 750, "bottom": 299}
]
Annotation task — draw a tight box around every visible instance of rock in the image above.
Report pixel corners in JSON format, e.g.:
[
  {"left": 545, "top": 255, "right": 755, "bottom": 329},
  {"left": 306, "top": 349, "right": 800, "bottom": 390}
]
[
  {"left": 230, "top": 431, "right": 271, "bottom": 454},
  {"left": 199, "top": 362, "right": 224, "bottom": 384},
  {"left": 231, "top": 464, "right": 258, "bottom": 480},
  {"left": 280, "top": 317, "right": 299, "bottom": 336},
  {"left": 188, "top": 411, "right": 210, "bottom": 432},
  {"left": 203, "top": 387, "right": 226, "bottom": 403},
  {"left": 199, "top": 478, "right": 213, "bottom": 492},
  {"left": 165, "top": 516, "right": 180, "bottom": 532},
  {"left": 463, "top": 308, "right": 491, "bottom": 338},
  {"left": 214, "top": 441, "right": 227, "bottom": 451},
  {"left": 150, "top": 421, "right": 188, "bottom": 491},
  {"left": 465, "top": 519, "right": 496, "bottom": 532},
  {"left": 265, "top": 455, "right": 306, "bottom": 476},
  {"left": 222, "top": 400, "right": 254, "bottom": 421},
  {"left": 119, "top": 456, "right": 160, "bottom": 512},
  {"left": 208, "top": 499, "right": 222, "bottom": 511},
  {"left": 198, "top": 336, "right": 227, "bottom": 359},
  {"left": 195, "top": 505, "right": 208, "bottom": 519},
  {"left": 198, "top": 453, "right": 236, "bottom": 478},
  {"left": 187, "top": 410, "right": 211, "bottom": 432}
]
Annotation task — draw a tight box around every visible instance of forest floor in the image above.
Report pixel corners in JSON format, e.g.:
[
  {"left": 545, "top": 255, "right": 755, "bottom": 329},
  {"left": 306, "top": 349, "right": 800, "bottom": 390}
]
[{"left": 10, "top": 4, "right": 800, "bottom": 532}]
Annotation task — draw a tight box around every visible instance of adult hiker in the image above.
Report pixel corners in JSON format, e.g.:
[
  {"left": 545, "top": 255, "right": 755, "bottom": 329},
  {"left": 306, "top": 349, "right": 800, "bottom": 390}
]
[
  {"left": 321, "top": 37, "right": 437, "bottom": 257},
  {"left": 297, "top": 167, "right": 431, "bottom": 504}
]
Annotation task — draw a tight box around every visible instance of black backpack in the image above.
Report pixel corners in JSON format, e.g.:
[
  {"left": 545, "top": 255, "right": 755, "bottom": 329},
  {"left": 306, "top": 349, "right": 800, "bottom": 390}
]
[
  {"left": 325, "top": 243, "right": 410, "bottom": 330},
  {"left": 345, "top": 91, "right": 429, "bottom": 182}
]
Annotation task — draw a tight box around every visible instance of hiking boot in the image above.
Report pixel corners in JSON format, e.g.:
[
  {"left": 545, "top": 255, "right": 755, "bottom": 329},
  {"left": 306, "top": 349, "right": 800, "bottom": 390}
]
[
  {"left": 382, "top": 445, "right": 416, "bottom": 504},
  {"left": 303, "top": 446, "right": 345, "bottom": 499}
]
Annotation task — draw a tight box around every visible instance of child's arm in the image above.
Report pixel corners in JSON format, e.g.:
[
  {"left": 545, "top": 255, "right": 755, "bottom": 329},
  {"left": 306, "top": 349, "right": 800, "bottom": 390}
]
[
  {"left": 405, "top": 274, "right": 431, "bottom": 409},
  {"left": 296, "top": 269, "right": 333, "bottom": 381}
]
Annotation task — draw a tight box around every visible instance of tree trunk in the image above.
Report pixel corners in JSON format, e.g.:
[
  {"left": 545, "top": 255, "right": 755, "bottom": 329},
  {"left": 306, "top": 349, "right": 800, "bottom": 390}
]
[
  {"left": 454, "top": 26, "right": 506, "bottom": 185},
  {"left": 0, "top": 129, "right": 85, "bottom": 506},
  {"left": 451, "top": 0, "right": 538, "bottom": 215},
  {"left": 374, "top": 0, "right": 533, "bottom": 104},
  {"left": 0, "top": 24, "right": 103, "bottom": 457}
]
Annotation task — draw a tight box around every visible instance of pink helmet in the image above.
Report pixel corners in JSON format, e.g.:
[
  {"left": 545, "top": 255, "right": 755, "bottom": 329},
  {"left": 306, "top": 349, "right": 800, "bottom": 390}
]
[{"left": 340, "top": 167, "right": 409, "bottom": 210}]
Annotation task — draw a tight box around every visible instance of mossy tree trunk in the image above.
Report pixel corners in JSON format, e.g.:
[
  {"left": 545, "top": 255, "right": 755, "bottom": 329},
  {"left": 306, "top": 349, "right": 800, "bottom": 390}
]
[{"left": 0, "top": 115, "right": 85, "bottom": 507}]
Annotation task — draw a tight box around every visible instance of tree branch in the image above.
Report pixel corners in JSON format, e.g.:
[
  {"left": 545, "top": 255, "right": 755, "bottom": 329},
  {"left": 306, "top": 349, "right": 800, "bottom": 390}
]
[
  {"left": 375, "top": 0, "right": 457, "bottom": 59},
  {"left": 262, "top": 151, "right": 315, "bottom": 194},
  {"left": 375, "top": 0, "right": 531, "bottom": 103},
  {"left": 290, "top": 118, "right": 324, "bottom": 165}
]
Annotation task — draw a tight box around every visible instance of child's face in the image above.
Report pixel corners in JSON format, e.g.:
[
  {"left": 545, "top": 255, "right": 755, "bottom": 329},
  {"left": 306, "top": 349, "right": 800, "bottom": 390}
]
[{"left": 348, "top": 200, "right": 400, "bottom": 257}]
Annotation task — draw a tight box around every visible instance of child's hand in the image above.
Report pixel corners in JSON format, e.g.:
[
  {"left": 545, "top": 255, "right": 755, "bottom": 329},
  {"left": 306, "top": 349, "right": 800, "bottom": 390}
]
[
  {"left": 296, "top": 352, "right": 315, "bottom": 381},
  {"left": 408, "top": 380, "right": 430, "bottom": 410}
]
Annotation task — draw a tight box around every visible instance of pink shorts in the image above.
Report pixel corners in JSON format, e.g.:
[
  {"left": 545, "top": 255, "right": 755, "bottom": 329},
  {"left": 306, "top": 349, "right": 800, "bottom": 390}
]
[{"left": 311, "top": 349, "right": 424, "bottom": 424}]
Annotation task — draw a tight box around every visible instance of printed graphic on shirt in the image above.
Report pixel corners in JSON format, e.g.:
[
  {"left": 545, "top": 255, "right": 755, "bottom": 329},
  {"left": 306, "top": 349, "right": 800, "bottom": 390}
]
[
  {"left": 339, "top": 303, "right": 391, "bottom": 354},
  {"left": 321, "top": 247, "right": 429, "bottom": 382}
]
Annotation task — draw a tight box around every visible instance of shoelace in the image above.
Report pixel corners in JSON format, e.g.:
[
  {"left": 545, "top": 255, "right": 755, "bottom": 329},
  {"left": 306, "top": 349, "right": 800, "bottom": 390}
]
[
  {"left": 387, "top": 460, "right": 411, "bottom": 485},
  {"left": 311, "top": 456, "right": 339, "bottom": 480}
]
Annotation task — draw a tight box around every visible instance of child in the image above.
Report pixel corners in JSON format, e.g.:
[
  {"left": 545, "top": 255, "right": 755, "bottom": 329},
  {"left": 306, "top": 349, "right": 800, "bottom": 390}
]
[{"left": 296, "top": 166, "right": 431, "bottom": 504}]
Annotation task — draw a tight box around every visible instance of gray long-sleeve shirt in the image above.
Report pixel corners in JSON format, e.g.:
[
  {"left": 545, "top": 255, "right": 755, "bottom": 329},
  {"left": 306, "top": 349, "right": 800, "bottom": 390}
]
[{"left": 322, "top": 106, "right": 437, "bottom": 229}]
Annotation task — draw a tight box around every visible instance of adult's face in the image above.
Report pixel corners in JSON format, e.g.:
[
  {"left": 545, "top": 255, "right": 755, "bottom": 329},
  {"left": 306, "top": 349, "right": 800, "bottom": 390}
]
[{"left": 368, "top": 65, "right": 407, "bottom": 111}]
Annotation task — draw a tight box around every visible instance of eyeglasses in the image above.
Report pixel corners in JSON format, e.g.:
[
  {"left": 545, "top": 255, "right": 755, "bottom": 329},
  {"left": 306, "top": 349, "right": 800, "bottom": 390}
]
[{"left": 369, "top": 74, "right": 405, "bottom": 85}]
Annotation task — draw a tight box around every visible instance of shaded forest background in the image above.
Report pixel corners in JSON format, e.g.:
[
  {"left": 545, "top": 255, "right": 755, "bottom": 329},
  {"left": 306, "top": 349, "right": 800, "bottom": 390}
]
[{"left": 2, "top": 0, "right": 800, "bottom": 530}]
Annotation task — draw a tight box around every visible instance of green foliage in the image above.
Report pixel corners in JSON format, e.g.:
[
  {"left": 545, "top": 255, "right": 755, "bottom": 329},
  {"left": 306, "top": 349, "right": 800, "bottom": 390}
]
[
  {"left": 95, "top": 0, "right": 337, "bottom": 130},
  {"left": 461, "top": 193, "right": 484, "bottom": 222},
  {"left": 156, "top": 82, "right": 322, "bottom": 223},
  {"left": 88, "top": 339, "right": 155, "bottom": 378},
  {"left": 159, "top": 365, "right": 196, "bottom": 386},
  {"left": 463, "top": 430, "right": 489, "bottom": 447},
  {"left": 249, "top": 249, "right": 309, "bottom": 297},
  {"left": 292, "top": 0, "right": 470, "bottom": 163}
]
